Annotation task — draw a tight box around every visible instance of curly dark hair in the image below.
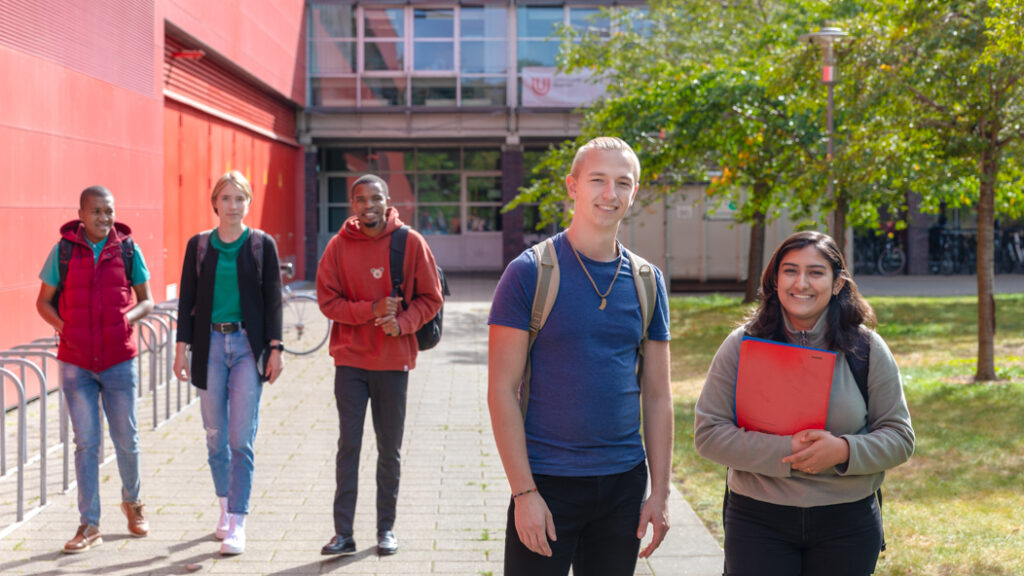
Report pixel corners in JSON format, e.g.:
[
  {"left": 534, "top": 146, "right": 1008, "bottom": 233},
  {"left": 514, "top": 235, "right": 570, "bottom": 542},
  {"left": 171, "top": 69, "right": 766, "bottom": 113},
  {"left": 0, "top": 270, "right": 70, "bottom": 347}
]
[{"left": 745, "top": 231, "right": 876, "bottom": 355}]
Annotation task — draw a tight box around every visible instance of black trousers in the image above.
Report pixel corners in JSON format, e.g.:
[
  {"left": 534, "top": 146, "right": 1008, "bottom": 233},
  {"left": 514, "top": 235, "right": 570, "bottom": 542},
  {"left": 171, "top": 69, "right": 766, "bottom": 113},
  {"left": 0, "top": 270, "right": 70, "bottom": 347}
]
[
  {"left": 504, "top": 461, "right": 647, "bottom": 576},
  {"left": 332, "top": 366, "right": 408, "bottom": 536},
  {"left": 723, "top": 491, "right": 883, "bottom": 576}
]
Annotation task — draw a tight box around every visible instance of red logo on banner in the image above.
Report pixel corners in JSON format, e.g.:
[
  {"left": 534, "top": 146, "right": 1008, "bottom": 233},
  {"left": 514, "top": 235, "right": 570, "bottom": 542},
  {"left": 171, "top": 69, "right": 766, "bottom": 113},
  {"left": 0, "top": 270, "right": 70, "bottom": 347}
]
[{"left": 530, "top": 77, "right": 552, "bottom": 96}]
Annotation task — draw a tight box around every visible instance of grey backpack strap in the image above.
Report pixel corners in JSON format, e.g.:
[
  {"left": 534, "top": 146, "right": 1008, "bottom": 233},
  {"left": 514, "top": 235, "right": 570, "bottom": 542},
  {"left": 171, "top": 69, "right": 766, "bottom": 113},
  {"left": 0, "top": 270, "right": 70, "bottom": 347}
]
[
  {"left": 625, "top": 247, "right": 657, "bottom": 376},
  {"left": 522, "top": 237, "right": 559, "bottom": 419}
]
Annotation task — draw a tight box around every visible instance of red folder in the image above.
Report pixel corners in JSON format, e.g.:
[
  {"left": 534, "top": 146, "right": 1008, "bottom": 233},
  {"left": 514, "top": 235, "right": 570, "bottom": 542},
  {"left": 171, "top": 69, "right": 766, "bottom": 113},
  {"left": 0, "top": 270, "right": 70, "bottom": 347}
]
[{"left": 735, "top": 335, "right": 836, "bottom": 435}]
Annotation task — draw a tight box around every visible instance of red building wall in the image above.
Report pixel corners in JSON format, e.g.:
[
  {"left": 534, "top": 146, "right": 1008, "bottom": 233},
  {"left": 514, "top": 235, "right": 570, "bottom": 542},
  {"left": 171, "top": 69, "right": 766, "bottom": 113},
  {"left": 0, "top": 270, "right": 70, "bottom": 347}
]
[
  {"left": 0, "top": 0, "right": 307, "bottom": 354},
  {"left": 0, "top": 0, "right": 164, "bottom": 352}
]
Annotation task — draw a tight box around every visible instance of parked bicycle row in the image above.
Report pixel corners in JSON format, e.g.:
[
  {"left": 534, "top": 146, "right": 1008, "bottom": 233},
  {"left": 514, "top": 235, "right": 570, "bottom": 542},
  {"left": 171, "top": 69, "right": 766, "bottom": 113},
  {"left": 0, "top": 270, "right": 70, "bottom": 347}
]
[{"left": 853, "top": 226, "right": 1024, "bottom": 276}]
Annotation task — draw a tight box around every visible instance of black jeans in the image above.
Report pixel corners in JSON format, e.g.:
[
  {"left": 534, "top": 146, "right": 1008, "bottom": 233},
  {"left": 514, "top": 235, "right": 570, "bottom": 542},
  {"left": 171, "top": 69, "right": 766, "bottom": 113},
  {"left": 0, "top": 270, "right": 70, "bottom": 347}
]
[
  {"left": 332, "top": 366, "right": 408, "bottom": 536},
  {"left": 723, "top": 491, "right": 883, "bottom": 576},
  {"left": 504, "top": 461, "right": 647, "bottom": 576}
]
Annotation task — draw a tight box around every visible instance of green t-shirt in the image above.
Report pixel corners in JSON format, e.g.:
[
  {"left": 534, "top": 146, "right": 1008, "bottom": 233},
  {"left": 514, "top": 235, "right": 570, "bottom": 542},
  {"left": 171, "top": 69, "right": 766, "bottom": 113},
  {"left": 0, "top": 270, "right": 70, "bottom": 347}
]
[{"left": 210, "top": 227, "right": 250, "bottom": 324}]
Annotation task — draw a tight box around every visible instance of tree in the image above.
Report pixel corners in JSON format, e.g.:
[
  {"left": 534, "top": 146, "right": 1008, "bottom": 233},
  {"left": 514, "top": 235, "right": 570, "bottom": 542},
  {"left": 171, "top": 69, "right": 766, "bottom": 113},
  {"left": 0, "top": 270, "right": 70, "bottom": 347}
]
[
  {"left": 511, "top": 0, "right": 832, "bottom": 302},
  {"left": 860, "top": 0, "right": 1024, "bottom": 380}
]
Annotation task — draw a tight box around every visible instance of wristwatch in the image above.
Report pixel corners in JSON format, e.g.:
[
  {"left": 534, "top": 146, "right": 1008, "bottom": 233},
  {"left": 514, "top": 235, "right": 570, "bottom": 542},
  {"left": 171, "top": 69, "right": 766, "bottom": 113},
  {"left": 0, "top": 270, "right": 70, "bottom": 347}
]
[{"left": 269, "top": 343, "right": 285, "bottom": 352}]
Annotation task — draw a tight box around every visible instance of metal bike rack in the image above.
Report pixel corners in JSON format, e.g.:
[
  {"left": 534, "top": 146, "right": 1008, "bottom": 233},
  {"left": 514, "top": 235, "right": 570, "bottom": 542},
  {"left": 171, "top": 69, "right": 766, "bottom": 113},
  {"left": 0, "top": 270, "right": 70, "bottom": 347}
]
[
  {"left": 0, "top": 349, "right": 66, "bottom": 492},
  {"left": 0, "top": 358, "right": 48, "bottom": 506},
  {"left": 0, "top": 368, "right": 26, "bottom": 522}
]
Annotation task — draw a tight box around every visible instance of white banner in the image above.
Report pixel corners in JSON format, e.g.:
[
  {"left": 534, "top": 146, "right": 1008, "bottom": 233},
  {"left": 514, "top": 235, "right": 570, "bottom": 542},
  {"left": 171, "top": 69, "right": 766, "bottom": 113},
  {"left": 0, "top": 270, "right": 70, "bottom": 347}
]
[{"left": 521, "top": 67, "right": 608, "bottom": 108}]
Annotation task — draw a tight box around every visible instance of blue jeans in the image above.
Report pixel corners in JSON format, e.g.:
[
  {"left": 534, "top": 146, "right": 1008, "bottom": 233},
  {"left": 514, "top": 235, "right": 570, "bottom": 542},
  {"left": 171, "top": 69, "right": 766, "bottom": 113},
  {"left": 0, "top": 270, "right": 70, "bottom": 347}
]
[
  {"left": 62, "top": 358, "right": 142, "bottom": 528},
  {"left": 504, "top": 461, "right": 648, "bottom": 576},
  {"left": 199, "top": 329, "right": 263, "bottom": 515}
]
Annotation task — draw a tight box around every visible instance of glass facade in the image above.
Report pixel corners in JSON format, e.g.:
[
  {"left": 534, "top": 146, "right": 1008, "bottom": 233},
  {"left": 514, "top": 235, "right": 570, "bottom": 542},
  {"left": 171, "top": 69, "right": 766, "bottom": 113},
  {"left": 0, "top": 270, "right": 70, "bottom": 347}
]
[
  {"left": 308, "top": 2, "right": 646, "bottom": 108},
  {"left": 321, "top": 147, "right": 504, "bottom": 236}
]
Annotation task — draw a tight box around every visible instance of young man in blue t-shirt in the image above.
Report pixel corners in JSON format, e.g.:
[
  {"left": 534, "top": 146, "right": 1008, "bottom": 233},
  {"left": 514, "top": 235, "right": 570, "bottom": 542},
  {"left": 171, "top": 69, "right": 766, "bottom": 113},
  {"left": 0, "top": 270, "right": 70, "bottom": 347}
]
[
  {"left": 36, "top": 186, "right": 154, "bottom": 553},
  {"left": 488, "top": 137, "right": 674, "bottom": 575}
]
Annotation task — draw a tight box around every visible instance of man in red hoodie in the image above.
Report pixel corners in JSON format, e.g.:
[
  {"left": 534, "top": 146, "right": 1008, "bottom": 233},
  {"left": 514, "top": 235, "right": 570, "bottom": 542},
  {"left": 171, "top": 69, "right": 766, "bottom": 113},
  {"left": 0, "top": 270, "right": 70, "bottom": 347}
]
[{"left": 316, "top": 174, "right": 443, "bottom": 557}]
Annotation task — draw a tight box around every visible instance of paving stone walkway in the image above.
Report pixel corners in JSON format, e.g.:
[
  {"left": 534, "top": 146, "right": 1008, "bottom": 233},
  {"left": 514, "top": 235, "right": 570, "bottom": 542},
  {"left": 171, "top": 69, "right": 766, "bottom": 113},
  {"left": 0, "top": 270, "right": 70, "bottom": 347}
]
[{"left": 0, "top": 275, "right": 723, "bottom": 575}]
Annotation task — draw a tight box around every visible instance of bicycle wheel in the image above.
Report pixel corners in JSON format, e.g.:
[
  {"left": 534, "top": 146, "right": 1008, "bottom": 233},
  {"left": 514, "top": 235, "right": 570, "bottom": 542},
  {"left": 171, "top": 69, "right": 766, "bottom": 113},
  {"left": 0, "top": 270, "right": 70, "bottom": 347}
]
[
  {"left": 282, "top": 294, "right": 330, "bottom": 355},
  {"left": 878, "top": 245, "right": 906, "bottom": 276}
]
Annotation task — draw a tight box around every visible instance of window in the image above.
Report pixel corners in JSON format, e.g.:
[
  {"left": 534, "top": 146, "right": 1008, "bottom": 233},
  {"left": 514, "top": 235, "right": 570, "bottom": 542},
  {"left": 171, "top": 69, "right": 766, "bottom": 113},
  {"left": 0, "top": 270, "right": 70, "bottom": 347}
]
[
  {"left": 309, "top": 3, "right": 508, "bottom": 108},
  {"left": 320, "top": 147, "right": 503, "bottom": 236},
  {"left": 461, "top": 6, "right": 507, "bottom": 106},
  {"left": 308, "top": 3, "right": 636, "bottom": 109}
]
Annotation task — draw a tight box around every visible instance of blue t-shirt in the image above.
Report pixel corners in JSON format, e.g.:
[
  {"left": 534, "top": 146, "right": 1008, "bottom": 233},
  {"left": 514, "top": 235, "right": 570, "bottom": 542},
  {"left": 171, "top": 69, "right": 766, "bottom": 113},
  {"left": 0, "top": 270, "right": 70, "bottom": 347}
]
[
  {"left": 39, "top": 237, "right": 151, "bottom": 287},
  {"left": 488, "top": 232, "right": 670, "bottom": 477}
]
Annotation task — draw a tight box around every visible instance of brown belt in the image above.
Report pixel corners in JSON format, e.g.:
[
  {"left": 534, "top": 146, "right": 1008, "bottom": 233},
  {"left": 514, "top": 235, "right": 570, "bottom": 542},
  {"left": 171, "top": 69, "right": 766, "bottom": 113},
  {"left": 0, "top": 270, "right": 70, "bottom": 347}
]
[{"left": 211, "top": 322, "right": 243, "bottom": 334}]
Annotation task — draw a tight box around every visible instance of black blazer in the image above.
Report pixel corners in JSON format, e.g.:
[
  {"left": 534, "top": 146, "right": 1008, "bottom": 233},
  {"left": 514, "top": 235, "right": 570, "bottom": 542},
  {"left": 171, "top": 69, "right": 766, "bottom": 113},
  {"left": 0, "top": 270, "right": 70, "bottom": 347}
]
[{"left": 176, "top": 229, "right": 283, "bottom": 389}]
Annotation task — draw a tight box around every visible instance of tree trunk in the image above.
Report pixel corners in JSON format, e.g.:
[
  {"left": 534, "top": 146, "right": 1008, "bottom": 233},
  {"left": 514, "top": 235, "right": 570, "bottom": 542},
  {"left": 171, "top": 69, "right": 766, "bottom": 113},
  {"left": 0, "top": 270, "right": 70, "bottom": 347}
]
[
  {"left": 832, "top": 191, "right": 848, "bottom": 265},
  {"left": 745, "top": 210, "right": 766, "bottom": 303},
  {"left": 975, "top": 146, "right": 999, "bottom": 381}
]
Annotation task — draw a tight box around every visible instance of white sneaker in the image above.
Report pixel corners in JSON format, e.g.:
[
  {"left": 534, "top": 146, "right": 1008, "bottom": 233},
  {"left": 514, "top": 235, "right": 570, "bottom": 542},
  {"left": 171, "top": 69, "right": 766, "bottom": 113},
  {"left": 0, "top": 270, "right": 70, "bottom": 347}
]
[
  {"left": 220, "top": 513, "right": 245, "bottom": 555},
  {"left": 215, "top": 497, "right": 230, "bottom": 540}
]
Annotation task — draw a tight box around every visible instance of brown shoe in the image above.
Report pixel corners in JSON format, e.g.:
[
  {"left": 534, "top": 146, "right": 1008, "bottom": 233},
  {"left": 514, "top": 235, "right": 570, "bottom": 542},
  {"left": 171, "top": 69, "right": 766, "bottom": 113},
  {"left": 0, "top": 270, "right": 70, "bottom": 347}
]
[
  {"left": 121, "top": 501, "right": 150, "bottom": 537},
  {"left": 63, "top": 524, "right": 102, "bottom": 554}
]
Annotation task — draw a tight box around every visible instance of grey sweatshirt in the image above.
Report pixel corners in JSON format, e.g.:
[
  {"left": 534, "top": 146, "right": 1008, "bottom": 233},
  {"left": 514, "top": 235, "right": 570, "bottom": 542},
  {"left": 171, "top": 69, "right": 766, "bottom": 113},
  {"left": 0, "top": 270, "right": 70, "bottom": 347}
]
[{"left": 694, "top": 313, "right": 915, "bottom": 507}]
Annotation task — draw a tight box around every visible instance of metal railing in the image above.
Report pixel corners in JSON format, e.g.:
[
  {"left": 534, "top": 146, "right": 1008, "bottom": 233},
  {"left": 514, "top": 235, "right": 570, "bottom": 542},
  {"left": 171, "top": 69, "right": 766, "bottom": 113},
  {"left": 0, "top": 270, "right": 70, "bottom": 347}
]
[{"left": 0, "top": 303, "right": 191, "bottom": 537}]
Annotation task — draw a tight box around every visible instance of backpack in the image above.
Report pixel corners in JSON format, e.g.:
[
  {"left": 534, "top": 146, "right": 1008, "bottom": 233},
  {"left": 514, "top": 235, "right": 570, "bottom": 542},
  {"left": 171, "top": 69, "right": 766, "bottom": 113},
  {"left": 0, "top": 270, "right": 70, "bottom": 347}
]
[
  {"left": 846, "top": 330, "right": 887, "bottom": 552},
  {"left": 520, "top": 237, "right": 658, "bottom": 417},
  {"left": 389, "top": 225, "right": 450, "bottom": 351},
  {"left": 195, "top": 228, "right": 266, "bottom": 283},
  {"left": 54, "top": 237, "right": 136, "bottom": 316},
  {"left": 723, "top": 329, "right": 887, "bottom": 551}
]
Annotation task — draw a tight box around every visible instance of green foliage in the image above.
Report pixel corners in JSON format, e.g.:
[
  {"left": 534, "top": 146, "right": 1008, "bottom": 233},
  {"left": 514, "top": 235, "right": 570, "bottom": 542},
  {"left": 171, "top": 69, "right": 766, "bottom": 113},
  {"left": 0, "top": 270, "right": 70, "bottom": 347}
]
[{"left": 511, "top": 0, "right": 841, "bottom": 230}]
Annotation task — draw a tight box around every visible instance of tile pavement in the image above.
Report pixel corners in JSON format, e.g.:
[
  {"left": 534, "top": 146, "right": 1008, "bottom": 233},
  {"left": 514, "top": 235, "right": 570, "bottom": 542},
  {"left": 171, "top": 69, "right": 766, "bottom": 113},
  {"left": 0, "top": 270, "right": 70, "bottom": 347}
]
[{"left": 0, "top": 274, "right": 723, "bottom": 575}]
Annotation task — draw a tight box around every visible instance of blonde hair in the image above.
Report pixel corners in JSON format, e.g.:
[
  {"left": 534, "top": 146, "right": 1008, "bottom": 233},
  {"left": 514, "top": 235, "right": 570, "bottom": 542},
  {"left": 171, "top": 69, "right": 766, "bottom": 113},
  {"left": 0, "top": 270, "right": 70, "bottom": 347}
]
[
  {"left": 569, "top": 137, "right": 641, "bottom": 182},
  {"left": 211, "top": 171, "right": 253, "bottom": 212}
]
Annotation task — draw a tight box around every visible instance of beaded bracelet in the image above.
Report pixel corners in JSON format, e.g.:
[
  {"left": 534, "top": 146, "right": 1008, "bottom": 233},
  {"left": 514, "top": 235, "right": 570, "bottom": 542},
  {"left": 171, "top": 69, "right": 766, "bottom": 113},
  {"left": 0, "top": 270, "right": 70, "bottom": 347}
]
[{"left": 512, "top": 487, "right": 538, "bottom": 499}]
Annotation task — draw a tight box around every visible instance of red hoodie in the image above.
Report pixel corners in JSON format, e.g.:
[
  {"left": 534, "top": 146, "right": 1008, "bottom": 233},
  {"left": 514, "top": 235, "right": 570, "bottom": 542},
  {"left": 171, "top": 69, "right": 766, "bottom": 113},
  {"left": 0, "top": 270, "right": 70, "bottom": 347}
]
[{"left": 316, "top": 207, "right": 443, "bottom": 371}]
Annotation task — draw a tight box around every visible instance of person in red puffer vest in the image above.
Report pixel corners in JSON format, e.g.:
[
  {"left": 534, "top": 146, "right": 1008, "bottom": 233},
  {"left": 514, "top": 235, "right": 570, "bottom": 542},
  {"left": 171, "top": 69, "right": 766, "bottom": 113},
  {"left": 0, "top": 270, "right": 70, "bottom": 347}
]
[{"left": 36, "top": 186, "right": 155, "bottom": 554}]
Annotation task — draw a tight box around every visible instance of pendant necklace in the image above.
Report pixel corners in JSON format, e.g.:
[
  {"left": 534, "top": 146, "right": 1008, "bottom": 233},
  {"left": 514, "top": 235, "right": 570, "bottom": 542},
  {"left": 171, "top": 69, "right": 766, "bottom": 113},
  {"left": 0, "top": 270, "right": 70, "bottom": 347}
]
[{"left": 569, "top": 239, "right": 623, "bottom": 311}]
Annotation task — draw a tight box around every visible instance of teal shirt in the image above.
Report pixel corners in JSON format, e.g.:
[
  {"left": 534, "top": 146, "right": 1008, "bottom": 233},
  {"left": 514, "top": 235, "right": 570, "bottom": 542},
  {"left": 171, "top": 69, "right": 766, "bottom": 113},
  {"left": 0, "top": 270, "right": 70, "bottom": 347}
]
[
  {"left": 39, "top": 236, "right": 151, "bottom": 287},
  {"left": 210, "top": 227, "right": 249, "bottom": 324}
]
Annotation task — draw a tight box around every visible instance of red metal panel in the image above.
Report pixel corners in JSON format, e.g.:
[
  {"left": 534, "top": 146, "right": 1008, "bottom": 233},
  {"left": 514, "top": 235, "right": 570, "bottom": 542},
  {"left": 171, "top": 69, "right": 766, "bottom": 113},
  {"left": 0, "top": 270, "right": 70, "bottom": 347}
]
[
  {"left": 163, "top": 36, "right": 298, "bottom": 142},
  {"left": 163, "top": 101, "right": 304, "bottom": 291},
  {"left": 163, "top": 106, "right": 183, "bottom": 299},
  {"left": 0, "top": 0, "right": 155, "bottom": 96},
  {"left": 0, "top": 40, "right": 163, "bottom": 353},
  {"left": 162, "top": 0, "right": 306, "bottom": 104}
]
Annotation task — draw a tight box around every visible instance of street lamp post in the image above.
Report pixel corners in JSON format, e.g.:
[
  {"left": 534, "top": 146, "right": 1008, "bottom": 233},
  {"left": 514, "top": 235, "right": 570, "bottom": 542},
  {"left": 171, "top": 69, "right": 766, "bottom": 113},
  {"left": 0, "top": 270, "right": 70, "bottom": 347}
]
[{"left": 799, "top": 26, "right": 848, "bottom": 246}]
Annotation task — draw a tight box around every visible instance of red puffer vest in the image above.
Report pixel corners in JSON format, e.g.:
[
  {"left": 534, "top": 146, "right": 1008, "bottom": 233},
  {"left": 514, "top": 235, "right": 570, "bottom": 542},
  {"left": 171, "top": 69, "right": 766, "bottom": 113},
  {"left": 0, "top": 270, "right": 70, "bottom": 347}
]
[{"left": 57, "top": 221, "right": 138, "bottom": 372}]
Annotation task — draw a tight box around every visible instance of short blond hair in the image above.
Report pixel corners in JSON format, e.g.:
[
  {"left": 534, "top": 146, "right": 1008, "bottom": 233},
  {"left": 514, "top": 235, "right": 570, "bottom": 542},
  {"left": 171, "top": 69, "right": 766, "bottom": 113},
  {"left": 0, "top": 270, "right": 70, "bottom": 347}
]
[
  {"left": 211, "top": 171, "right": 253, "bottom": 211},
  {"left": 569, "top": 137, "right": 641, "bottom": 182}
]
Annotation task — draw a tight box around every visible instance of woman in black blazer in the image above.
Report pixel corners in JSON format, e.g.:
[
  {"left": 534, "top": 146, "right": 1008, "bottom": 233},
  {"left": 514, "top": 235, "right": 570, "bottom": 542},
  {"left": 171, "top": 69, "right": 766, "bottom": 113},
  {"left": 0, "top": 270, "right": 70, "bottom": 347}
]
[{"left": 173, "top": 170, "right": 283, "bottom": 556}]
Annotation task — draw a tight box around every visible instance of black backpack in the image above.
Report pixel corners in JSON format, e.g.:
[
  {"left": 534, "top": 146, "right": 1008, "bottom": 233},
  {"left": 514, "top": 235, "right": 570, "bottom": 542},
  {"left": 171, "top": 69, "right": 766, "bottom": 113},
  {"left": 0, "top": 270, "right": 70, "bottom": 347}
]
[
  {"left": 846, "top": 331, "right": 886, "bottom": 552},
  {"left": 53, "top": 237, "right": 136, "bottom": 317},
  {"left": 389, "top": 225, "right": 449, "bottom": 351},
  {"left": 195, "top": 228, "right": 265, "bottom": 283}
]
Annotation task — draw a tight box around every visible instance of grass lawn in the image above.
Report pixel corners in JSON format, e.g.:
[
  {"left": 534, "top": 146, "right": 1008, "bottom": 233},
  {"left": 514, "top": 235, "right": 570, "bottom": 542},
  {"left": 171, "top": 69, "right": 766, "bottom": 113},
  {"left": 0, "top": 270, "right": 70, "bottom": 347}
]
[{"left": 669, "top": 293, "right": 1024, "bottom": 576}]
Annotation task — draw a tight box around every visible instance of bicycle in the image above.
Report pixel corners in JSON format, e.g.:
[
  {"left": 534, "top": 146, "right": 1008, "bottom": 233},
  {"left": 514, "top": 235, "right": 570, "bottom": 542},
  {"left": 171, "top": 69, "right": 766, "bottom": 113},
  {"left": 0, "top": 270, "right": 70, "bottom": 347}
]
[
  {"left": 853, "top": 232, "right": 879, "bottom": 275},
  {"left": 280, "top": 262, "right": 330, "bottom": 355},
  {"left": 998, "top": 228, "right": 1024, "bottom": 273},
  {"left": 877, "top": 231, "right": 906, "bottom": 276}
]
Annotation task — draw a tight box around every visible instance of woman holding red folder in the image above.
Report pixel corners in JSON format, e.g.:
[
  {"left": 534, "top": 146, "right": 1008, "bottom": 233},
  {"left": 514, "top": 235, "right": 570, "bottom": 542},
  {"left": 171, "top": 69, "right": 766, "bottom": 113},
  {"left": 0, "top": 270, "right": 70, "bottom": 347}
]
[{"left": 694, "top": 231, "right": 914, "bottom": 576}]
